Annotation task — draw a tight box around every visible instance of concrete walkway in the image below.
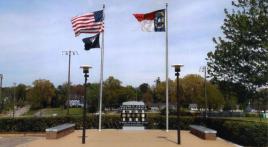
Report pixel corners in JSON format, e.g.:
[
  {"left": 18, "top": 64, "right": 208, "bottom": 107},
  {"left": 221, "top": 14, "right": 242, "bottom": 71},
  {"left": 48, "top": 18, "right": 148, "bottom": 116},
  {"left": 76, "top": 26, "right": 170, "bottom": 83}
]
[
  {"left": 5, "top": 105, "right": 30, "bottom": 117},
  {"left": 18, "top": 130, "right": 237, "bottom": 147},
  {"left": 0, "top": 136, "right": 38, "bottom": 147}
]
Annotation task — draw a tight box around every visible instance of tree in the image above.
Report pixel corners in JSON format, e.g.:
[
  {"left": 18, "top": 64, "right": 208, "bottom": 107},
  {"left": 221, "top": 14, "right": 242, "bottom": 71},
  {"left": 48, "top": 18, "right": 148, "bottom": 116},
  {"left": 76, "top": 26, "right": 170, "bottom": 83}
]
[
  {"left": 71, "top": 84, "right": 84, "bottom": 98},
  {"left": 154, "top": 79, "right": 176, "bottom": 104},
  {"left": 55, "top": 83, "right": 68, "bottom": 108},
  {"left": 207, "top": 0, "right": 268, "bottom": 92},
  {"left": 181, "top": 75, "right": 204, "bottom": 107},
  {"left": 214, "top": 80, "right": 249, "bottom": 109},
  {"left": 15, "top": 84, "right": 27, "bottom": 107},
  {"left": 139, "top": 83, "right": 153, "bottom": 107},
  {"left": 27, "top": 79, "right": 56, "bottom": 109},
  {"left": 117, "top": 86, "right": 136, "bottom": 105},
  {"left": 0, "top": 87, "right": 13, "bottom": 112},
  {"left": 139, "top": 83, "right": 150, "bottom": 94},
  {"left": 154, "top": 81, "right": 166, "bottom": 103},
  {"left": 181, "top": 74, "right": 225, "bottom": 110},
  {"left": 224, "top": 95, "right": 238, "bottom": 110},
  {"left": 103, "top": 76, "right": 122, "bottom": 107},
  {"left": 104, "top": 76, "right": 121, "bottom": 89},
  {"left": 254, "top": 88, "right": 268, "bottom": 112},
  {"left": 87, "top": 83, "right": 99, "bottom": 112},
  {"left": 207, "top": 84, "right": 225, "bottom": 110}
]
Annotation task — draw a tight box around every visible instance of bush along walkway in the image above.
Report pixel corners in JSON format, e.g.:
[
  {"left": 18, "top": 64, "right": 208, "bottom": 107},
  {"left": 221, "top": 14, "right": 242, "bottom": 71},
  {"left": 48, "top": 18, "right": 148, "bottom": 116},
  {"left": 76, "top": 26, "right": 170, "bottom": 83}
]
[
  {"left": 205, "top": 118, "right": 268, "bottom": 147},
  {"left": 0, "top": 115, "right": 267, "bottom": 146}
]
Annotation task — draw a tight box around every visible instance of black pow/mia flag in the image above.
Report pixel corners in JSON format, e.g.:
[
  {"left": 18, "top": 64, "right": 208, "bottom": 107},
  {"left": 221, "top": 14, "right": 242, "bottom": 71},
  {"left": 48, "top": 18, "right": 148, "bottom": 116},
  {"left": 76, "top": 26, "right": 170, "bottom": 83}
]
[{"left": 82, "top": 33, "right": 100, "bottom": 50}]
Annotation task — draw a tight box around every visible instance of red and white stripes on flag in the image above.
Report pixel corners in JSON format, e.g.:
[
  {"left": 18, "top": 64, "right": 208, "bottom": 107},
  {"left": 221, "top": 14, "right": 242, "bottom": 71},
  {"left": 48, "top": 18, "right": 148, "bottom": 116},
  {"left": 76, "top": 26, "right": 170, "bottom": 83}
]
[{"left": 71, "top": 10, "right": 104, "bottom": 36}]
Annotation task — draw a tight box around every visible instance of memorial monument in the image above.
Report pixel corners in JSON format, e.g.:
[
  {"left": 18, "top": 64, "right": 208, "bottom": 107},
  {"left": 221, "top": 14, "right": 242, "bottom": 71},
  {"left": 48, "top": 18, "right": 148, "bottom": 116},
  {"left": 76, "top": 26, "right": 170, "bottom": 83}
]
[{"left": 120, "top": 101, "right": 147, "bottom": 130}]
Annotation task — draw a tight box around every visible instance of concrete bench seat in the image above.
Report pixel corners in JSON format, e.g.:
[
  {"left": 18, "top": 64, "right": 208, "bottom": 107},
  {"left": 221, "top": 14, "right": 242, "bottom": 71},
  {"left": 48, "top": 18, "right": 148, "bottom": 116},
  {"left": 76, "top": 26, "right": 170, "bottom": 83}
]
[
  {"left": 189, "top": 125, "right": 217, "bottom": 140},
  {"left": 46, "top": 123, "right": 75, "bottom": 139}
]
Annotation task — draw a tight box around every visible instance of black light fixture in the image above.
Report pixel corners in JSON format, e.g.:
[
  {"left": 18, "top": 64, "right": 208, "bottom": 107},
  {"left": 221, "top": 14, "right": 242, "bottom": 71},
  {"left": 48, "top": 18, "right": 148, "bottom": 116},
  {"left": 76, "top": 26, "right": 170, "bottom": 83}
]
[
  {"left": 172, "top": 64, "right": 183, "bottom": 144},
  {"left": 80, "top": 65, "right": 92, "bottom": 144}
]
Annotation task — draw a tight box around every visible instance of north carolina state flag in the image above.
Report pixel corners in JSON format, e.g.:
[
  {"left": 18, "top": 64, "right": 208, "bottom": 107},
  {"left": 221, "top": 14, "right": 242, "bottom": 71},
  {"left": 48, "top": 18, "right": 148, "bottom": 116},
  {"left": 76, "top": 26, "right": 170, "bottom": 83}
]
[{"left": 133, "top": 9, "right": 165, "bottom": 32}]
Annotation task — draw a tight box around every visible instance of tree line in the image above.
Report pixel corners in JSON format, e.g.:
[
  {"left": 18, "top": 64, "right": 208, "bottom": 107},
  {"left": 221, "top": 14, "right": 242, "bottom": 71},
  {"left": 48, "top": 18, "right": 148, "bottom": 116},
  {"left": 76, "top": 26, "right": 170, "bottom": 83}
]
[
  {"left": 0, "top": 74, "right": 229, "bottom": 112},
  {"left": 1, "top": 73, "right": 266, "bottom": 113}
]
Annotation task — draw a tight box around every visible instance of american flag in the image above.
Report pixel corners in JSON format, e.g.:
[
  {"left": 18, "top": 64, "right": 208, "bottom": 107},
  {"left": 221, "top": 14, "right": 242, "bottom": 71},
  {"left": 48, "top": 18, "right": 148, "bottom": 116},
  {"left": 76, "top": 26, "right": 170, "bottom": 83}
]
[{"left": 71, "top": 10, "right": 104, "bottom": 36}]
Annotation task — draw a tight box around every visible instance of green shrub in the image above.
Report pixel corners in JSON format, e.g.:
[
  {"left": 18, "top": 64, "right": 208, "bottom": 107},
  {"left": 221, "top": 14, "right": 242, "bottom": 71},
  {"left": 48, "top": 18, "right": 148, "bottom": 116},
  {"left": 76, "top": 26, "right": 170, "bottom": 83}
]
[
  {"left": 245, "top": 112, "right": 258, "bottom": 117},
  {"left": 0, "top": 115, "right": 267, "bottom": 146},
  {"left": 145, "top": 115, "right": 203, "bottom": 129},
  {"left": 160, "top": 108, "right": 201, "bottom": 116},
  {"left": 205, "top": 118, "right": 268, "bottom": 146}
]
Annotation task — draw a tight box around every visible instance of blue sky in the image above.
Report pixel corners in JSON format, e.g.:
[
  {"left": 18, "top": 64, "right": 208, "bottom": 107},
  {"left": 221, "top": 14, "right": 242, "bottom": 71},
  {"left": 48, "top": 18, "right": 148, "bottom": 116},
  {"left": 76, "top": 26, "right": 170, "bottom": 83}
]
[{"left": 0, "top": 0, "right": 232, "bottom": 87}]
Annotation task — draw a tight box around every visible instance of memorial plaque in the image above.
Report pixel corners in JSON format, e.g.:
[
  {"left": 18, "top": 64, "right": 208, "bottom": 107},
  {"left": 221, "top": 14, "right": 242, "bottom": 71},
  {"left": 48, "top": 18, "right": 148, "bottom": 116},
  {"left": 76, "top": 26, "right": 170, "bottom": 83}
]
[{"left": 120, "top": 101, "right": 147, "bottom": 130}]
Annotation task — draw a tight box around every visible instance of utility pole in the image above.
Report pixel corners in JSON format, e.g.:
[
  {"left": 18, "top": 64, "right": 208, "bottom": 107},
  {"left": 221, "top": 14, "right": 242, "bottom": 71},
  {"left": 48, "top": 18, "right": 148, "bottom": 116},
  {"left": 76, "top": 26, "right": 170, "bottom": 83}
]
[
  {"left": 62, "top": 50, "right": 78, "bottom": 115},
  {"left": 13, "top": 82, "right": 16, "bottom": 118},
  {"left": 0, "top": 74, "right": 3, "bottom": 111},
  {"left": 200, "top": 66, "right": 208, "bottom": 118}
]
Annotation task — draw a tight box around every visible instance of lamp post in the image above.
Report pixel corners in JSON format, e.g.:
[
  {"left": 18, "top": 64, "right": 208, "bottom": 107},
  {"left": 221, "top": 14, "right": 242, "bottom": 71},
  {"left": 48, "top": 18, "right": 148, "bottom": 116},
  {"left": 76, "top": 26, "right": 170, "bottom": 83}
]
[
  {"left": 172, "top": 64, "right": 183, "bottom": 144},
  {"left": 80, "top": 65, "right": 91, "bottom": 144}
]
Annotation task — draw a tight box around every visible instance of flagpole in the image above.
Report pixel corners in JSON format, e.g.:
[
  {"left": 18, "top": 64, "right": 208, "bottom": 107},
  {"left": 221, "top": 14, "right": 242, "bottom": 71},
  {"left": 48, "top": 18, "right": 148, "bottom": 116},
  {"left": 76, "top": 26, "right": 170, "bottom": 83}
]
[
  {"left": 165, "top": 3, "right": 169, "bottom": 132},
  {"left": 98, "top": 4, "right": 105, "bottom": 132}
]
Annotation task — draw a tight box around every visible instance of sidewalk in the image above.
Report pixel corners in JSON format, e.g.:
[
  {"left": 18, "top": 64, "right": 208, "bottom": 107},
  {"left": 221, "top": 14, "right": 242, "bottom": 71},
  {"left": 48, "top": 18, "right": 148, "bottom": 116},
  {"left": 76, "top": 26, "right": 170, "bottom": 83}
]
[
  {"left": 18, "top": 129, "right": 237, "bottom": 147},
  {"left": 5, "top": 105, "right": 30, "bottom": 117}
]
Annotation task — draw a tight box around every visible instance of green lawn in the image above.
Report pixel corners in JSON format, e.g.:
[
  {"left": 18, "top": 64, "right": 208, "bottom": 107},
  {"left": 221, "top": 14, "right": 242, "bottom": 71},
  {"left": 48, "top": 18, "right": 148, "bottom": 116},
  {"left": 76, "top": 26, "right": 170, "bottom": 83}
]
[
  {"left": 23, "top": 107, "right": 83, "bottom": 117},
  {"left": 221, "top": 117, "right": 268, "bottom": 123},
  {"left": 44, "top": 107, "right": 83, "bottom": 116}
]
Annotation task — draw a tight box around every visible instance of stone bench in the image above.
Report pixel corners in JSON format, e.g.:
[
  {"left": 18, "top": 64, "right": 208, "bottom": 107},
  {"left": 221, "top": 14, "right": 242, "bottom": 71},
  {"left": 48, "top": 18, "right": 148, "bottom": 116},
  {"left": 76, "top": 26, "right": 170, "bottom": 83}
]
[
  {"left": 189, "top": 125, "right": 217, "bottom": 140},
  {"left": 45, "top": 123, "right": 75, "bottom": 139}
]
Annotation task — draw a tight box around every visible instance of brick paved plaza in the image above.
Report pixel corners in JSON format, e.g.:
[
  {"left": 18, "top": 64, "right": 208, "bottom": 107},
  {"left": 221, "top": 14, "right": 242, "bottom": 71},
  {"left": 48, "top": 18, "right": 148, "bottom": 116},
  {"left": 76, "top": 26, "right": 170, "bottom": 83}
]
[{"left": 7, "top": 130, "right": 238, "bottom": 147}]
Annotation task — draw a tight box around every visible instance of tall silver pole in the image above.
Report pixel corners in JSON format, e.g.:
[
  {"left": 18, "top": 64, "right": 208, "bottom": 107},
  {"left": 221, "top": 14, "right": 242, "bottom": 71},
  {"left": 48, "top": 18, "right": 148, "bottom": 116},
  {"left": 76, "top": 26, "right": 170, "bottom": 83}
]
[
  {"left": 98, "top": 4, "right": 105, "bottom": 131},
  {"left": 165, "top": 3, "right": 169, "bottom": 132}
]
